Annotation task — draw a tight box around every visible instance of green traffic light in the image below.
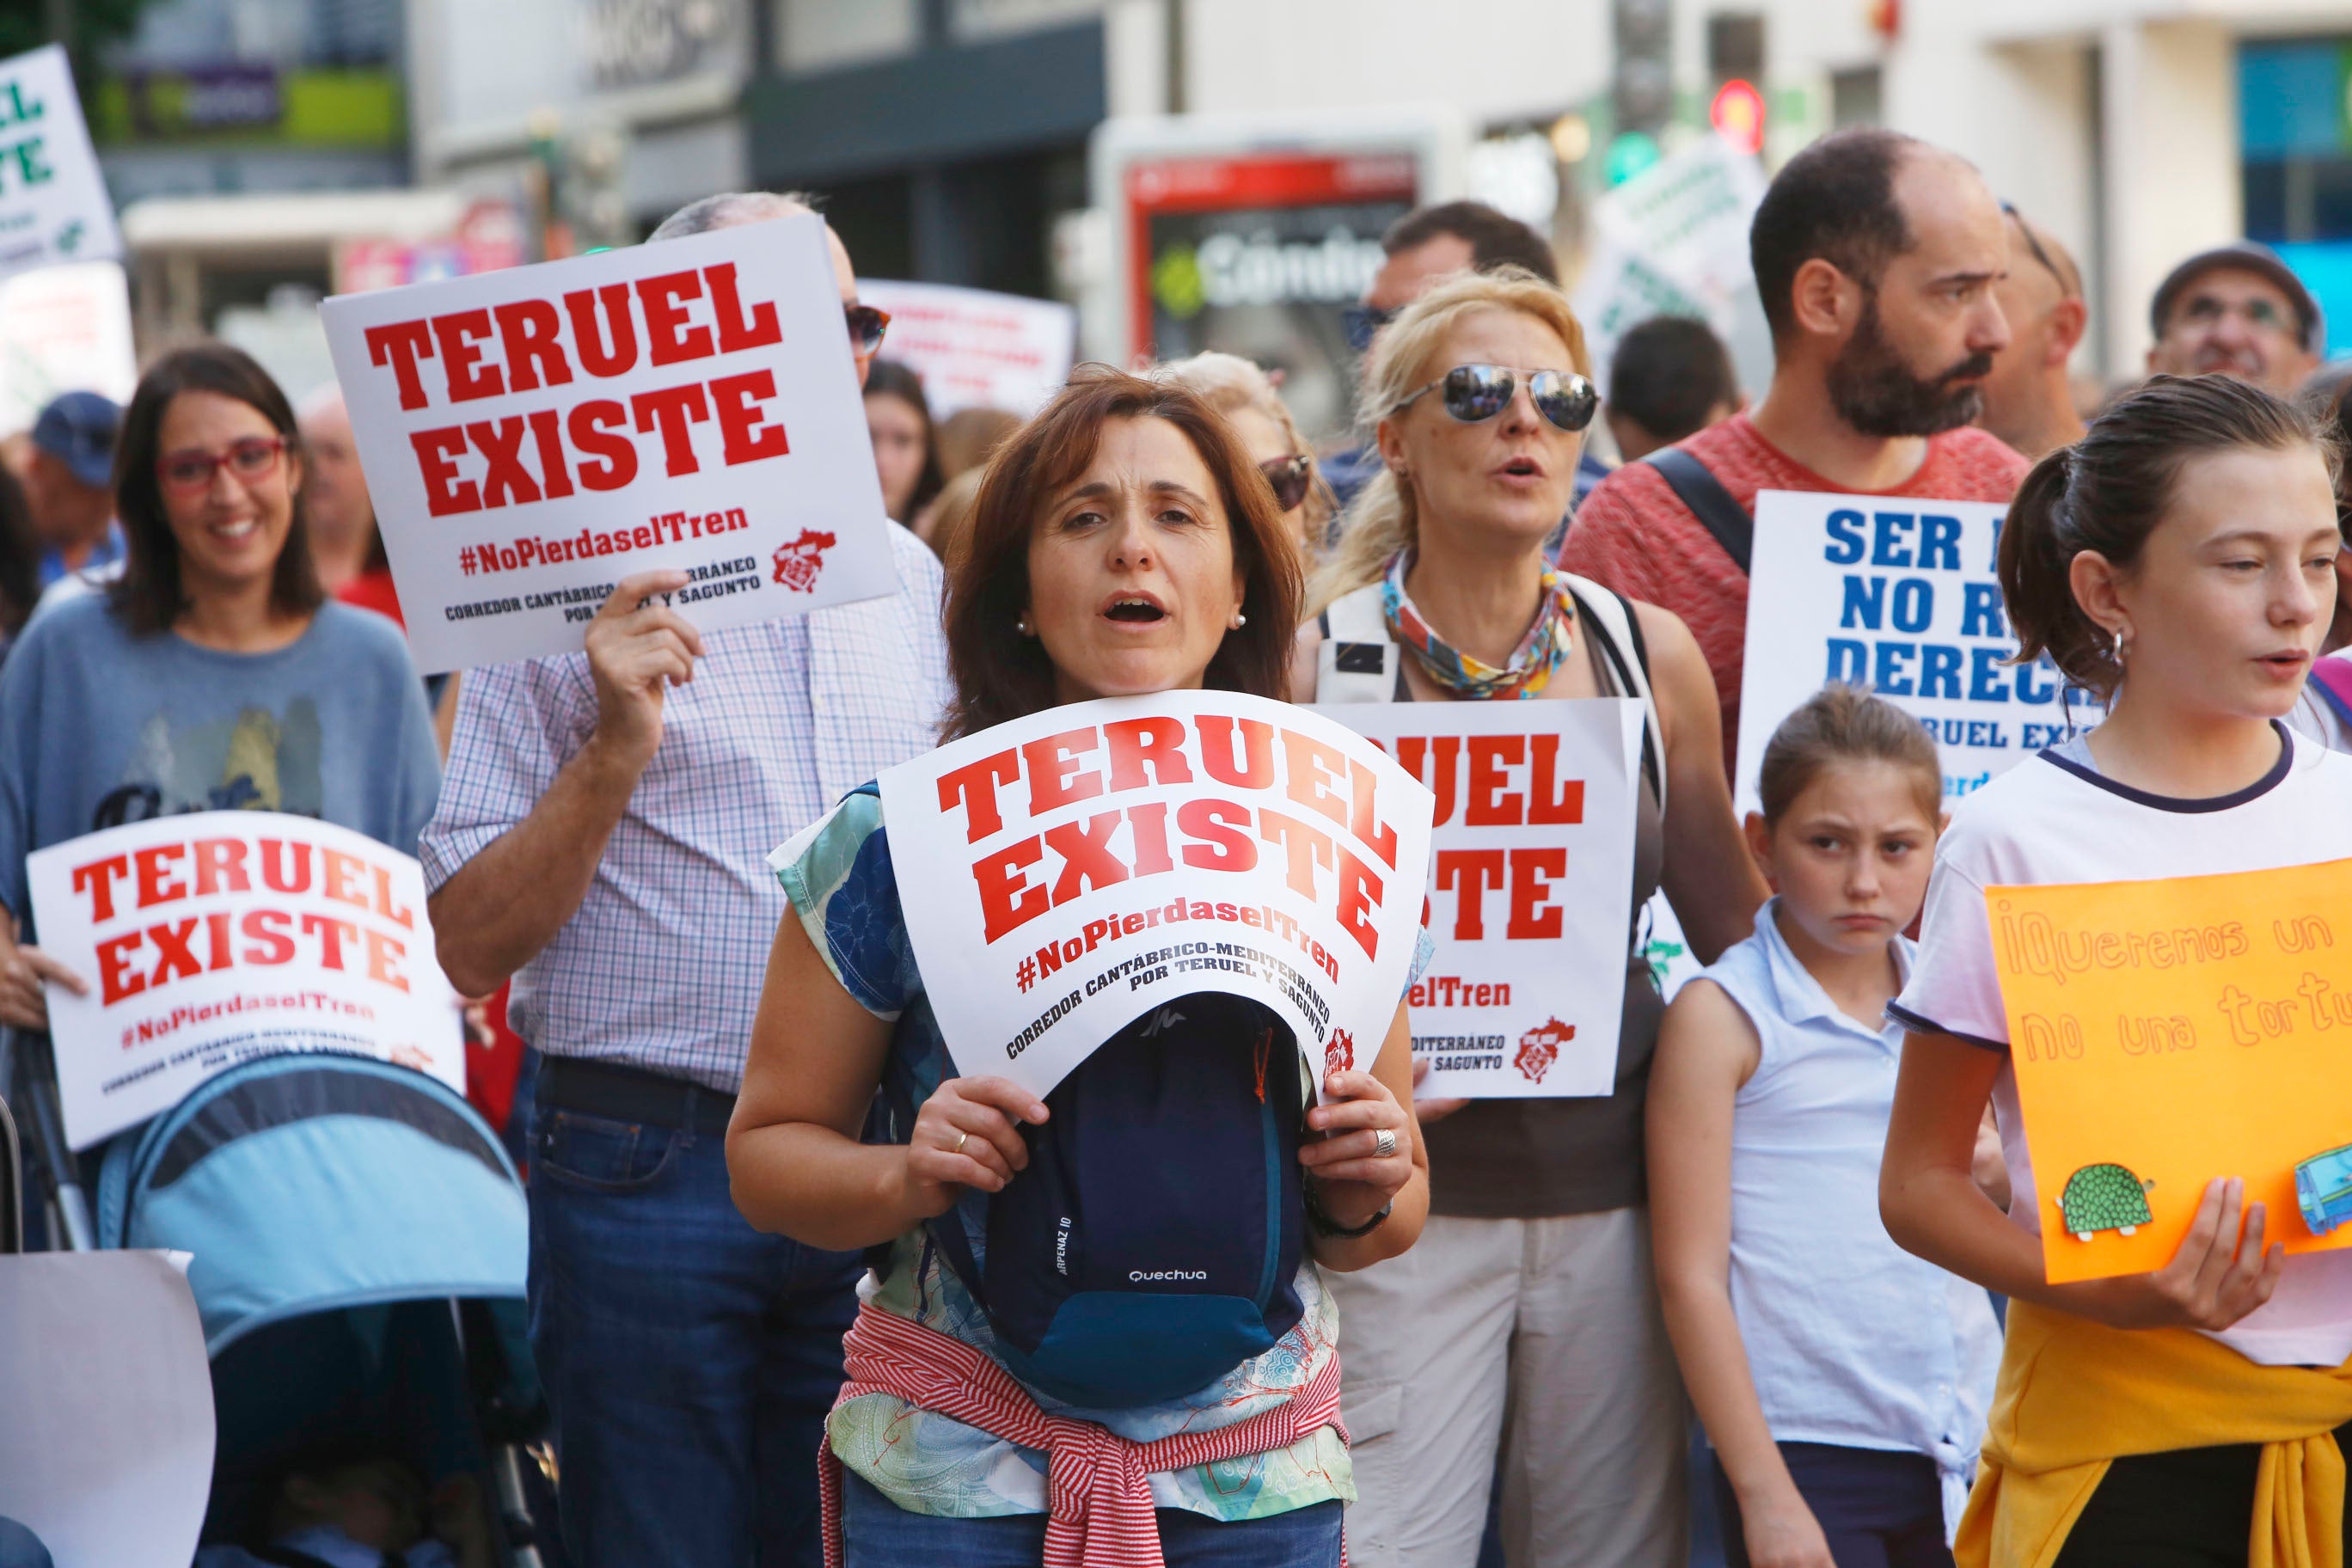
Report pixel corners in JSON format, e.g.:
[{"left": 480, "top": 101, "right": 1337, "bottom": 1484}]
[{"left": 1606, "top": 132, "right": 1662, "bottom": 187}]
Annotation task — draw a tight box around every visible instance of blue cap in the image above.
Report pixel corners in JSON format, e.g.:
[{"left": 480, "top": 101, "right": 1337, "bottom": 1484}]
[{"left": 31, "top": 390, "right": 120, "bottom": 489}]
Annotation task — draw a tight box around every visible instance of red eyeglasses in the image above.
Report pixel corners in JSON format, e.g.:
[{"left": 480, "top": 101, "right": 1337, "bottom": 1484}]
[{"left": 157, "top": 436, "right": 286, "bottom": 496}]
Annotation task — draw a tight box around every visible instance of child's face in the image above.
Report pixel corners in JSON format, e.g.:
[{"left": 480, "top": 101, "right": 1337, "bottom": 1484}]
[
  {"left": 289, "top": 1459, "right": 426, "bottom": 1552},
  {"left": 1750, "top": 760, "right": 1939, "bottom": 958}
]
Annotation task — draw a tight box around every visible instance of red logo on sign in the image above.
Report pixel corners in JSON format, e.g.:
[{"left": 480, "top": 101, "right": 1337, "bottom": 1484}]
[
  {"left": 1325, "top": 1028, "right": 1355, "bottom": 1075},
  {"left": 1514, "top": 1018, "right": 1575, "bottom": 1085},
  {"left": 772, "top": 530, "right": 836, "bottom": 592}
]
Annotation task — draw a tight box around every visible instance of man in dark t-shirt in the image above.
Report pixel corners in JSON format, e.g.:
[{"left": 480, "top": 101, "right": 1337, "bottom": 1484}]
[{"left": 1565, "top": 128, "right": 2029, "bottom": 769}]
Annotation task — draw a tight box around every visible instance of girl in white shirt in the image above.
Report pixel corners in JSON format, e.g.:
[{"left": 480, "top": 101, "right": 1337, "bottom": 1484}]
[
  {"left": 1880, "top": 373, "right": 2352, "bottom": 1568},
  {"left": 1651, "top": 684, "right": 1998, "bottom": 1568}
]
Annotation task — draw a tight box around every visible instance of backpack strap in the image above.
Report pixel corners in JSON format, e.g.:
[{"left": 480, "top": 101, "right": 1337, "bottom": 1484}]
[
  {"left": 1556, "top": 573, "right": 1666, "bottom": 817},
  {"left": 2312, "top": 658, "right": 2352, "bottom": 730},
  {"left": 1646, "top": 446, "right": 1752, "bottom": 575},
  {"left": 1314, "top": 583, "right": 1400, "bottom": 705}
]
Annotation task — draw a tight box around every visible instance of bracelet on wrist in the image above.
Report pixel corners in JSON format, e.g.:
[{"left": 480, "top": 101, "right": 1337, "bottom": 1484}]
[{"left": 1303, "top": 1178, "right": 1393, "bottom": 1239}]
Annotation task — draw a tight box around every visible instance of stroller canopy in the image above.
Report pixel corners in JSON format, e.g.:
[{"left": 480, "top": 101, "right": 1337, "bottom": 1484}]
[{"left": 96, "top": 1054, "right": 526, "bottom": 1356}]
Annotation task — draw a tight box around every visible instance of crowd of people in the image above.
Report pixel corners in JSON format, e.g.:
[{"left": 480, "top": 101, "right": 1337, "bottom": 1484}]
[{"left": 3, "top": 118, "right": 2352, "bottom": 1568}]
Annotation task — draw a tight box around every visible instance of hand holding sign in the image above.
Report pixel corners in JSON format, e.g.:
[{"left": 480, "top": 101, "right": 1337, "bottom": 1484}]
[
  {"left": 2057, "top": 1177, "right": 2285, "bottom": 1332},
  {"left": 0, "top": 908, "right": 86, "bottom": 1032},
  {"left": 583, "top": 570, "right": 707, "bottom": 773}
]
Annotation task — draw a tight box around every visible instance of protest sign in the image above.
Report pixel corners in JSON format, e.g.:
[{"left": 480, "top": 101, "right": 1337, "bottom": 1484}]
[
  {"left": 853, "top": 279, "right": 1076, "bottom": 419},
  {"left": 27, "top": 813, "right": 462, "bottom": 1149},
  {"left": 321, "top": 212, "right": 900, "bottom": 674},
  {"left": 1314, "top": 700, "right": 1642, "bottom": 1097},
  {"left": 867, "top": 691, "right": 1435, "bottom": 1099},
  {"left": 0, "top": 45, "right": 121, "bottom": 283},
  {"left": 0, "top": 257, "right": 136, "bottom": 436},
  {"left": 1572, "top": 136, "right": 1765, "bottom": 395},
  {"left": 1734, "top": 489, "right": 2092, "bottom": 813},
  {"left": 1991, "top": 858, "right": 2352, "bottom": 1284}
]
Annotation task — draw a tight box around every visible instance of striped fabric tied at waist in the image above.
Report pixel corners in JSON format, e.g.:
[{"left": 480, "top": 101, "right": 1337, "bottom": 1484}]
[{"left": 818, "top": 1302, "right": 1351, "bottom": 1568}]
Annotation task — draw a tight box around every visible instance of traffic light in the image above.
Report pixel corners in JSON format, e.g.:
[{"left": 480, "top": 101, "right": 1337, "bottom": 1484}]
[
  {"left": 1612, "top": 0, "right": 1673, "bottom": 138},
  {"left": 1706, "top": 13, "right": 1767, "bottom": 153}
]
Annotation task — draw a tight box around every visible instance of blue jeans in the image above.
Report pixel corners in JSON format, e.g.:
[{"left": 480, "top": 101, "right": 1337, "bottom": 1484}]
[
  {"left": 839, "top": 1471, "right": 1344, "bottom": 1567},
  {"left": 526, "top": 1073, "right": 864, "bottom": 1568}
]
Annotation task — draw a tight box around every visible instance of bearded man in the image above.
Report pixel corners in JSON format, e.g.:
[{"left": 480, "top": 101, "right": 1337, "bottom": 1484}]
[{"left": 1562, "top": 127, "right": 2029, "bottom": 771}]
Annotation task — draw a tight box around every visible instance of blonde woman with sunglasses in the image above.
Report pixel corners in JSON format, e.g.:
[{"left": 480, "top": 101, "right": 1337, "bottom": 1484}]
[
  {"left": 1292, "top": 267, "right": 1767, "bottom": 1568},
  {"left": 1161, "top": 350, "right": 1338, "bottom": 557},
  {"left": 0, "top": 343, "right": 442, "bottom": 1035}
]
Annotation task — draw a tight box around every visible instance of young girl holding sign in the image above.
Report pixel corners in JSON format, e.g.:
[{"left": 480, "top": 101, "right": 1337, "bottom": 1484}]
[
  {"left": 1650, "top": 684, "right": 1998, "bottom": 1568},
  {"left": 1881, "top": 372, "right": 2352, "bottom": 1566},
  {"left": 727, "top": 370, "right": 1427, "bottom": 1567}
]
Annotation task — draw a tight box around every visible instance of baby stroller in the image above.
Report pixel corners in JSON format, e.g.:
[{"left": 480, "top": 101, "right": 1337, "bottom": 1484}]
[{"left": 13, "top": 1041, "right": 553, "bottom": 1565}]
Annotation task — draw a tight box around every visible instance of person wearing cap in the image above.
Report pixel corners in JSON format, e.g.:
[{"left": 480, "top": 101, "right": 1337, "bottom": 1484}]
[
  {"left": 2146, "top": 242, "right": 2324, "bottom": 396},
  {"left": 22, "top": 391, "right": 121, "bottom": 587},
  {"left": 1979, "top": 203, "right": 2089, "bottom": 460}
]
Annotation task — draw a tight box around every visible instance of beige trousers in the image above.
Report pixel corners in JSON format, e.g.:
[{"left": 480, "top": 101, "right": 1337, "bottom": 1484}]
[{"left": 1326, "top": 1208, "right": 1688, "bottom": 1568}]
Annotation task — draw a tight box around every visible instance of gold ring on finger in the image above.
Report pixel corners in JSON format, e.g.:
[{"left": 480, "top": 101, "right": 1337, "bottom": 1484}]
[{"left": 952, "top": 1130, "right": 970, "bottom": 1153}]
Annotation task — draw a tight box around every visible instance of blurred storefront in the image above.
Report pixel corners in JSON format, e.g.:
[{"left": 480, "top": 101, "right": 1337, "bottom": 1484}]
[{"left": 91, "top": 0, "right": 408, "bottom": 204}]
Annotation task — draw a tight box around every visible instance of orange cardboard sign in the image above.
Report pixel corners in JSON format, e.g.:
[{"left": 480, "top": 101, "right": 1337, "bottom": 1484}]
[{"left": 1992, "top": 858, "right": 2352, "bottom": 1283}]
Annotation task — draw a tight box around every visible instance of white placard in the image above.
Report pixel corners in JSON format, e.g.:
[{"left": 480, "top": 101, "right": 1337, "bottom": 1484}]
[
  {"left": 0, "top": 259, "right": 135, "bottom": 436},
  {"left": 0, "top": 1252, "right": 213, "bottom": 1567},
  {"left": 855, "top": 279, "right": 1077, "bottom": 419},
  {"left": 27, "top": 813, "right": 463, "bottom": 1149},
  {"left": 0, "top": 46, "right": 122, "bottom": 283},
  {"left": 861, "top": 691, "right": 1435, "bottom": 1099},
  {"left": 321, "top": 213, "right": 901, "bottom": 674},
  {"left": 1572, "top": 136, "right": 1765, "bottom": 395},
  {"left": 1734, "top": 489, "right": 2088, "bottom": 813},
  {"left": 1316, "top": 700, "right": 1640, "bottom": 1098}
]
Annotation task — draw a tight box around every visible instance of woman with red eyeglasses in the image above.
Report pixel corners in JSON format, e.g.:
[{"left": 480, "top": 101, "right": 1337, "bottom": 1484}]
[
  {"left": 0, "top": 343, "right": 441, "bottom": 1035},
  {"left": 1290, "top": 268, "right": 1767, "bottom": 1568},
  {"left": 1161, "top": 351, "right": 1338, "bottom": 557}
]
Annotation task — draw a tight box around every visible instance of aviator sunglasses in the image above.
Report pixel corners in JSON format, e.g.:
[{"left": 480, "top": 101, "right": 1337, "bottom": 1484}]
[
  {"left": 1259, "top": 454, "right": 1314, "bottom": 511},
  {"left": 1393, "top": 364, "right": 1599, "bottom": 432},
  {"left": 847, "top": 303, "right": 891, "bottom": 357}
]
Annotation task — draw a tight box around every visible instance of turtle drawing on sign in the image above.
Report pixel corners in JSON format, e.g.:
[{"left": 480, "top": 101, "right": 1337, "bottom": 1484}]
[{"left": 2054, "top": 1163, "right": 2156, "bottom": 1242}]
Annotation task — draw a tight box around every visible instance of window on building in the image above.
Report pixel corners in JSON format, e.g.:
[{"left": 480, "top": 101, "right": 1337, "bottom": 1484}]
[
  {"left": 1831, "top": 66, "right": 1882, "bottom": 128},
  {"left": 2240, "top": 38, "right": 2352, "bottom": 357}
]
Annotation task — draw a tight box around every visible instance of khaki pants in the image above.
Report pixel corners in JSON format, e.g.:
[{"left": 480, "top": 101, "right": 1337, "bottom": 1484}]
[{"left": 1326, "top": 1208, "right": 1688, "bottom": 1568}]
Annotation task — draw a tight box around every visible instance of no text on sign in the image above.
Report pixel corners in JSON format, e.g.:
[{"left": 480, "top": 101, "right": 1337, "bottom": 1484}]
[{"left": 322, "top": 213, "right": 900, "bottom": 673}]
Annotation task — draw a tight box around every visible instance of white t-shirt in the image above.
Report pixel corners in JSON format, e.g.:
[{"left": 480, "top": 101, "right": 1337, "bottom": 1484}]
[{"left": 1893, "top": 721, "right": 2352, "bottom": 1367}]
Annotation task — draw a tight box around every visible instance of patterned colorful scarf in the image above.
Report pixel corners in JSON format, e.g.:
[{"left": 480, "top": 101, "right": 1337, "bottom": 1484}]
[{"left": 1380, "top": 549, "right": 1578, "bottom": 700}]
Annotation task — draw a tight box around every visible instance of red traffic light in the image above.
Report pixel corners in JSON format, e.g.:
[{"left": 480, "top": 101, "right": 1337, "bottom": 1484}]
[{"left": 1711, "top": 78, "right": 1766, "bottom": 155}]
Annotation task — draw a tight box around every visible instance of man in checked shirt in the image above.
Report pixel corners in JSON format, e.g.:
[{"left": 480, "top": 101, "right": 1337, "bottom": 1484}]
[{"left": 423, "top": 192, "right": 952, "bottom": 1568}]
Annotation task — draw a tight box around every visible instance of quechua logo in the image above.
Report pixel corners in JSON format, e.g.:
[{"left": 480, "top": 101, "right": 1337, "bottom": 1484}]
[
  {"left": 772, "top": 529, "right": 836, "bottom": 591},
  {"left": 1514, "top": 1018, "right": 1574, "bottom": 1085}
]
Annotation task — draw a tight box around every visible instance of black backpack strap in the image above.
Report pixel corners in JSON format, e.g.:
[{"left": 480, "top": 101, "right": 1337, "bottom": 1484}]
[{"left": 1645, "top": 447, "right": 1752, "bottom": 574}]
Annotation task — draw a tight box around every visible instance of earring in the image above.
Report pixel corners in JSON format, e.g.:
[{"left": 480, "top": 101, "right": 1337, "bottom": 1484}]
[
  {"left": 1015, "top": 615, "right": 1032, "bottom": 636},
  {"left": 1231, "top": 610, "right": 1247, "bottom": 628},
  {"left": 2112, "top": 625, "right": 2129, "bottom": 663}
]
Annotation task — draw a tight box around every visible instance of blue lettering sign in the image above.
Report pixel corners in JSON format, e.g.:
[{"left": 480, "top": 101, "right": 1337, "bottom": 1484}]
[
  {"left": 1871, "top": 511, "right": 1917, "bottom": 567},
  {"left": 1823, "top": 509, "right": 1866, "bottom": 565},
  {"left": 1892, "top": 578, "right": 1933, "bottom": 633}
]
